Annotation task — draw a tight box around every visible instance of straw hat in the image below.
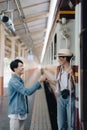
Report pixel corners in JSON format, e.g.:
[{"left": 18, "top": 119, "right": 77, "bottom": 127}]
[{"left": 58, "top": 49, "right": 73, "bottom": 57}]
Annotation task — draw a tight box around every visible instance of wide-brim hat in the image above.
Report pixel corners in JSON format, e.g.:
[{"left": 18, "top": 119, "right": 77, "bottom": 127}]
[{"left": 58, "top": 49, "right": 73, "bottom": 57}]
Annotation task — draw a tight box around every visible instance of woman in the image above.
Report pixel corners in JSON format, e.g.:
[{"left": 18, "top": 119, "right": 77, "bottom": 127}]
[{"left": 56, "top": 49, "right": 75, "bottom": 130}]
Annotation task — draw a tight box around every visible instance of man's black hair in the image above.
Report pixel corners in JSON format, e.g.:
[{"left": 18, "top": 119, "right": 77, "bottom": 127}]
[{"left": 10, "top": 59, "right": 23, "bottom": 72}]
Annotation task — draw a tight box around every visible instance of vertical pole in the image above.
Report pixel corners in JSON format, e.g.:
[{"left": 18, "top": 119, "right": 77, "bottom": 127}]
[
  {"left": 0, "top": 24, "right": 5, "bottom": 96},
  {"left": 18, "top": 44, "right": 21, "bottom": 58},
  {"left": 22, "top": 48, "right": 25, "bottom": 58},
  {"left": 11, "top": 39, "right": 15, "bottom": 60}
]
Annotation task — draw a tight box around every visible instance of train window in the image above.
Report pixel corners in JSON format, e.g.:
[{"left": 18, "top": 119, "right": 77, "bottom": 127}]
[
  {"left": 54, "top": 34, "right": 57, "bottom": 59},
  {"left": 51, "top": 42, "right": 53, "bottom": 62},
  {"left": 54, "top": 33, "right": 57, "bottom": 43}
]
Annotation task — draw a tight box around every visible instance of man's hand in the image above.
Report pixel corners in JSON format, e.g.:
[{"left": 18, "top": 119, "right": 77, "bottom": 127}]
[{"left": 38, "top": 74, "right": 47, "bottom": 83}]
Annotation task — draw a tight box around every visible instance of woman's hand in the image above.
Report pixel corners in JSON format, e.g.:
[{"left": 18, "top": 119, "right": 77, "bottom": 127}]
[{"left": 38, "top": 74, "right": 47, "bottom": 83}]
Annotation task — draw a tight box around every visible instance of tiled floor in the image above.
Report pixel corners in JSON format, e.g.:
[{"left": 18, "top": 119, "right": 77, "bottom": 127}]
[{"left": 0, "top": 88, "right": 35, "bottom": 130}]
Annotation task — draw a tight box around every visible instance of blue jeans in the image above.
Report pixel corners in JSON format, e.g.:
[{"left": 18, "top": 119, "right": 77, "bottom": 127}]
[{"left": 57, "top": 93, "right": 75, "bottom": 130}]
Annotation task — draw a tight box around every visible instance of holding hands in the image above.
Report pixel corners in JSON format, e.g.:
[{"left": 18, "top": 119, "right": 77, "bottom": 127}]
[{"left": 38, "top": 74, "right": 47, "bottom": 83}]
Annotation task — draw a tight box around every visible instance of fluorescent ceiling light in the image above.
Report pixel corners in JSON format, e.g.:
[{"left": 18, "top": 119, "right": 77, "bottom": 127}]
[{"left": 27, "top": 49, "right": 34, "bottom": 61}]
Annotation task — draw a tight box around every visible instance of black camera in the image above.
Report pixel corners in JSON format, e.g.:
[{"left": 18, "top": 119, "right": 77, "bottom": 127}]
[{"left": 61, "top": 89, "right": 70, "bottom": 99}]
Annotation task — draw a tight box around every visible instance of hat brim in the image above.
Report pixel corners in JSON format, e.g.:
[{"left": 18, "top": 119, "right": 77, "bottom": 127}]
[{"left": 58, "top": 53, "right": 73, "bottom": 57}]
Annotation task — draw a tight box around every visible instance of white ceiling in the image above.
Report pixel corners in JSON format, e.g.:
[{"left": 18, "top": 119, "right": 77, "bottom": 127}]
[{"left": 0, "top": 0, "right": 58, "bottom": 62}]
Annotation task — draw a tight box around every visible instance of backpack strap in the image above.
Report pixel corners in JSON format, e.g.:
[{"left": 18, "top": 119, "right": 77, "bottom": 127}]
[
  {"left": 56, "top": 66, "right": 61, "bottom": 78},
  {"left": 67, "top": 72, "right": 75, "bottom": 92},
  {"left": 56, "top": 66, "right": 62, "bottom": 91}
]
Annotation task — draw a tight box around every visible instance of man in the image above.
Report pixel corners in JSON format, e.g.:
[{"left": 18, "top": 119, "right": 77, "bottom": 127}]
[
  {"left": 8, "top": 59, "right": 46, "bottom": 130},
  {"left": 56, "top": 49, "right": 75, "bottom": 130}
]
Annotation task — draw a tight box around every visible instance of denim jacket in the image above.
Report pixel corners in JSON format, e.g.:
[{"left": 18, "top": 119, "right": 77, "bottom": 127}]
[{"left": 8, "top": 74, "right": 41, "bottom": 115}]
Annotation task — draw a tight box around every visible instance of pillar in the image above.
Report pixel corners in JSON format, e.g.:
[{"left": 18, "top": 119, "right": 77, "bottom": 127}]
[
  {"left": 18, "top": 44, "right": 21, "bottom": 58},
  {"left": 0, "top": 24, "right": 5, "bottom": 96},
  {"left": 22, "top": 48, "right": 25, "bottom": 58},
  {"left": 11, "top": 39, "right": 15, "bottom": 60}
]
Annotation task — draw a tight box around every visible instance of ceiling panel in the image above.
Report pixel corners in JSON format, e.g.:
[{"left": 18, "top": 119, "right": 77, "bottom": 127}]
[{"left": 20, "top": 0, "right": 50, "bottom": 6}]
